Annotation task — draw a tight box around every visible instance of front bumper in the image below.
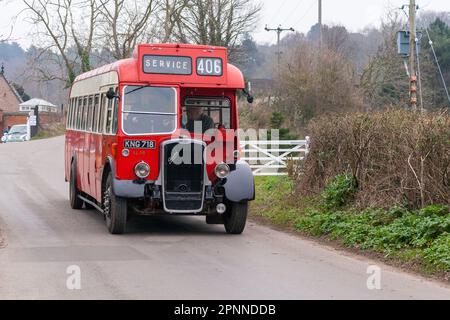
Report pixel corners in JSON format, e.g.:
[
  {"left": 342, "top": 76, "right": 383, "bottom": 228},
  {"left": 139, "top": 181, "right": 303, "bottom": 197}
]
[{"left": 113, "top": 178, "right": 219, "bottom": 215}]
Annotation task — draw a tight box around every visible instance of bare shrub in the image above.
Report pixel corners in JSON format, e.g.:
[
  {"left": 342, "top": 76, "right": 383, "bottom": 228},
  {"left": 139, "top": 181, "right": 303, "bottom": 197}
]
[
  {"left": 296, "top": 110, "right": 450, "bottom": 209},
  {"left": 277, "top": 42, "right": 363, "bottom": 127}
]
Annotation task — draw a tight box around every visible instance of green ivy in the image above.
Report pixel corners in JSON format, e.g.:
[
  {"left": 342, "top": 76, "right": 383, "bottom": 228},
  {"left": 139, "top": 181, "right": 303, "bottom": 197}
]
[
  {"left": 321, "top": 174, "right": 357, "bottom": 209},
  {"left": 252, "top": 176, "right": 450, "bottom": 275}
]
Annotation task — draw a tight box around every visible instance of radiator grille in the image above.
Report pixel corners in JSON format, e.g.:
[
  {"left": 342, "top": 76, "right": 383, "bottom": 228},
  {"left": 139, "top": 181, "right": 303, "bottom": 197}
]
[{"left": 162, "top": 140, "right": 205, "bottom": 212}]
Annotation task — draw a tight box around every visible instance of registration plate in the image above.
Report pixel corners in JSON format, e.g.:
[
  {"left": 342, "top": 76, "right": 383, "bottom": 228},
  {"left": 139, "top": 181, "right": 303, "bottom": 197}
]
[{"left": 123, "top": 140, "right": 156, "bottom": 149}]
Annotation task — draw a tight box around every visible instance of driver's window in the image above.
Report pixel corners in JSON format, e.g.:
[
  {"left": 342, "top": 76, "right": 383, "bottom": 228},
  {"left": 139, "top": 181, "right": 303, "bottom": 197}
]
[{"left": 182, "top": 97, "right": 231, "bottom": 133}]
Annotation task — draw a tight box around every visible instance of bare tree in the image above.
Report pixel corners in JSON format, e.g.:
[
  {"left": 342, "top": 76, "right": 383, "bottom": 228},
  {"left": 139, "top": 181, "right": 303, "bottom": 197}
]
[
  {"left": 323, "top": 25, "right": 349, "bottom": 53},
  {"left": 158, "top": 0, "right": 190, "bottom": 43},
  {"left": 22, "top": 0, "right": 262, "bottom": 85},
  {"left": 0, "top": 0, "right": 14, "bottom": 42},
  {"left": 70, "top": 0, "right": 101, "bottom": 72},
  {"left": 22, "top": 0, "right": 100, "bottom": 85},
  {"left": 99, "top": 0, "right": 158, "bottom": 59},
  {"left": 417, "top": 10, "right": 450, "bottom": 29},
  {"left": 278, "top": 41, "right": 361, "bottom": 126},
  {"left": 360, "top": 12, "right": 409, "bottom": 108},
  {"left": 176, "top": 0, "right": 262, "bottom": 51}
]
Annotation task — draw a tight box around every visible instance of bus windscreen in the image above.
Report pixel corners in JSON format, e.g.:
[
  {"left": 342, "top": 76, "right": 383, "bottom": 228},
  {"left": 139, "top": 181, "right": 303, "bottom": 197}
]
[{"left": 122, "top": 86, "right": 177, "bottom": 135}]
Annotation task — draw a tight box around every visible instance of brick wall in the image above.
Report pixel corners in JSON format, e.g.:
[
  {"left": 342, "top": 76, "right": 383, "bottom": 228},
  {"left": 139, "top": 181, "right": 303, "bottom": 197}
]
[
  {"left": 0, "top": 111, "right": 63, "bottom": 138},
  {"left": 0, "top": 112, "right": 27, "bottom": 137}
]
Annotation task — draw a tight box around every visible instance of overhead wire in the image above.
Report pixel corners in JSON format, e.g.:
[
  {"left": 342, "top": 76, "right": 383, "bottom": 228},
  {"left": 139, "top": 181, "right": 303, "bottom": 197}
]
[
  {"left": 283, "top": 0, "right": 305, "bottom": 27},
  {"left": 269, "top": 0, "right": 290, "bottom": 24},
  {"left": 293, "top": 0, "right": 316, "bottom": 30}
]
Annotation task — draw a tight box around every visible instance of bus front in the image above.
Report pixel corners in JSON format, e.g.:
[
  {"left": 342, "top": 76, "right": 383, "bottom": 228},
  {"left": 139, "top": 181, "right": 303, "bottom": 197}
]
[{"left": 110, "top": 44, "right": 254, "bottom": 234}]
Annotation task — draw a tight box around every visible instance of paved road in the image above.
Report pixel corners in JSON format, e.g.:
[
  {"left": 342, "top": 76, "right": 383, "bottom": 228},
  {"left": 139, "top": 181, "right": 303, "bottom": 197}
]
[{"left": 0, "top": 136, "right": 449, "bottom": 299}]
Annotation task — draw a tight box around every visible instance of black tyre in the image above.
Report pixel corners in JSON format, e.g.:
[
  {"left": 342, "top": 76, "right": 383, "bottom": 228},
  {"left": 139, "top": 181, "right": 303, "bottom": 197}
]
[
  {"left": 224, "top": 201, "right": 248, "bottom": 235},
  {"left": 103, "top": 173, "right": 127, "bottom": 234},
  {"left": 69, "top": 161, "right": 83, "bottom": 210}
]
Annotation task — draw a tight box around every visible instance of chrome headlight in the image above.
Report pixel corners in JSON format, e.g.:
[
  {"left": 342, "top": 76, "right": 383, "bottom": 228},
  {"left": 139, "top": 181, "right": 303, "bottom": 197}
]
[
  {"left": 215, "top": 163, "right": 230, "bottom": 179},
  {"left": 134, "top": 161, "right": 150, "bottom": 179}
]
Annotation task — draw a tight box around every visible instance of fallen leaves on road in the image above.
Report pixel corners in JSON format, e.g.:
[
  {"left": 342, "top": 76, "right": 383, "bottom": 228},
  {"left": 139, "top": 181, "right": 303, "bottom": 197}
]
[{"left": 0, "top": 229, "right": 6, "bottom": 248}]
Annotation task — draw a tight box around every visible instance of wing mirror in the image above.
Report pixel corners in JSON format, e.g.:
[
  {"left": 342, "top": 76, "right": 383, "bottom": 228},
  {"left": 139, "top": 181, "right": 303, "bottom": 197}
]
[
  {"left": 242, "top": 89, "right": 254, "bottom": 104},
  {"left": 106, "top": 87, "right": 119, "bottom": 100}
]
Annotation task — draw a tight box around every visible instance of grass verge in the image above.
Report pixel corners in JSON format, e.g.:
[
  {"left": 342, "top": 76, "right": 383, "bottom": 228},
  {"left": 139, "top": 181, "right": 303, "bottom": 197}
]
[{"left": 250, "top": 176, "right": 450, "bottom": 281}]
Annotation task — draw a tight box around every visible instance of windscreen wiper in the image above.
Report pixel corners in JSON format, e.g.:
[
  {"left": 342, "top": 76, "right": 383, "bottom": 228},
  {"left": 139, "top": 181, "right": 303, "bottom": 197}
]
[{"left": 125, "top": 85, "right": 147, "bottom": 95}]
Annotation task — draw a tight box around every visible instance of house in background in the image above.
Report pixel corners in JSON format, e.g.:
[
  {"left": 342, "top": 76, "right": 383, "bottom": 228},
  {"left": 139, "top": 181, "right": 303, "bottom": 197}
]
[
  {"left": 0, "top": 64, "right": 23, "bottom": 113},
  {"left": 1, "top": 63, "right": 61, "bottom": 139},
  {"left": 19, "top": 98, "right": 58, "bottom": 113},
  {"left": 0, "top": 64, "right": 26, "bottom": 137}
]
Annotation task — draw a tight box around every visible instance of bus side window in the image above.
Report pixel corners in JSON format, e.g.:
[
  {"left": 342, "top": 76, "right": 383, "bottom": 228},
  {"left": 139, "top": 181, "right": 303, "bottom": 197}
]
[
  {"left": 79, "top": 97, "right": 84, "bottom": 130},
  {"left": 105, "top": 88, "right": 116, "bottom": 134},
  {"left": 93, "top": 94, "right": 100, "bottom": 133},
  {"left": 66, "top": 99, "right": 72, "bottom": 129},
  {"left": 72, "top": 98, "right": 77, "bottom": 130},
  {"left": 69, "top": 98, "right": 74, "bottom": 129},
  {"left": 87, "top": 95, "right": 94, "bottom": 132},
  {"left": 99, "top": 94, "right": 106, "bottom": 134},
  {"left": 72, "top": 98, "right": 78, "bottom": 130},
  {"left": 77, "top": 98, "right": 83, "bottom": 130},
  {"left": 112, "top": 91, "right": 118, "bottom": 134},
  {"left": 82, "top": 97, "right": 88, "bottom": 131},
  {"left": 105, "top": 99, "right": 112, "bottom": 134}
]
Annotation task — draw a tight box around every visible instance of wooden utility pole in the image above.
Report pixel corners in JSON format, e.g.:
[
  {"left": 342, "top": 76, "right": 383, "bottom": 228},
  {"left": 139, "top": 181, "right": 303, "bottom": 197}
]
[
  {"left": 318, "top": 0, "right": 323, "bottom": 48},
  {"left": 409, "top": 0, "right": 417, "bottom": 110},
  {"left": 265, "top": 25, "right": 295, "bottom": 77}
]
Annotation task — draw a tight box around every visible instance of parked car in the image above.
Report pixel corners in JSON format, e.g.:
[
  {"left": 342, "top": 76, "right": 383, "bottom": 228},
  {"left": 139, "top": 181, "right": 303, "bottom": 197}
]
[
  {"left": 1, "top": 129, "right": 8, "bottom": 143},
  {"left": 2, "top": 124, "right": 29, "bottom": 143}
]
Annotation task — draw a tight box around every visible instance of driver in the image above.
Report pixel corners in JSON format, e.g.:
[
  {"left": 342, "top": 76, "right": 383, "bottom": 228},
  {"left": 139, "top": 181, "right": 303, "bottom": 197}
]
[{"left": 185, "top": 106, "right": 214, "bottom": 133}]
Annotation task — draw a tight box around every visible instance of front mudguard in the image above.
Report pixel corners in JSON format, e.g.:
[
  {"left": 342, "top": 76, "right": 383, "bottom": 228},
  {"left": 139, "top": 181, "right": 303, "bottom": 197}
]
[
  {"left": 113, "top": 179, "right": 146, "bottom": 198},
  {"left": 222, "top": 160, "right": 255, "bottom": 203},
  {"left": 104, "top": 156, "right": 146, "bottom": 199}
]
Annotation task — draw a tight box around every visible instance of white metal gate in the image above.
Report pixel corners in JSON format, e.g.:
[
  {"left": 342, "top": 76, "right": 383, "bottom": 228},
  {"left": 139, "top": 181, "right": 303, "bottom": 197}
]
[{"left": 240, "top": 137, "right": 310, "bottom": 176}]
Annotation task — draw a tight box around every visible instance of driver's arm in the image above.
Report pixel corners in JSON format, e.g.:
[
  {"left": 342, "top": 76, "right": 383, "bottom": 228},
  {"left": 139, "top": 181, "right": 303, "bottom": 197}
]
[{"left": 203, "top": 115, "right": 215, "bottom": 131}]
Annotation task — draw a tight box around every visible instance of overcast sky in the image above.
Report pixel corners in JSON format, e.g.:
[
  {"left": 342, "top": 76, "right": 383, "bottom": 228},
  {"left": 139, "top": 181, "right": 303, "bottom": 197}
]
[
  {"left": 1, "top": 0, "right": 450, "bottom": 48},
  {"left": 253, "top": 0, "right": 450, "bottom": 43}
]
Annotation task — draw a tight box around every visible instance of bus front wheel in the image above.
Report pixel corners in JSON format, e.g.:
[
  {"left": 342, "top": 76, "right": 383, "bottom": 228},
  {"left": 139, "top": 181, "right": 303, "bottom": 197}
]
[
  {"left": 103, "top": 173, "right": 127, "bottom": 234},
  {"left": 69, "top": 162, "right": 83, "bottom": 210},
  {"left": 223, "top": 201, "right": 248, "bottom": 235}
]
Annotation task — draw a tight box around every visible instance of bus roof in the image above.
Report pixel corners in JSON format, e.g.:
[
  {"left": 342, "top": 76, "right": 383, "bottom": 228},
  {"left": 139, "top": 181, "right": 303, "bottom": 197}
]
[{"left": 74, "top": 44, "right": 245, "bottom": 89}]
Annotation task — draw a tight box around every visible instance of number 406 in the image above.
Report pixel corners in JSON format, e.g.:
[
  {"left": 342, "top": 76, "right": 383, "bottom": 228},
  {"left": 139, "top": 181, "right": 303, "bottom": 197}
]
[{"left": 197, "top": 58, "right": 222, "bottom": 75}]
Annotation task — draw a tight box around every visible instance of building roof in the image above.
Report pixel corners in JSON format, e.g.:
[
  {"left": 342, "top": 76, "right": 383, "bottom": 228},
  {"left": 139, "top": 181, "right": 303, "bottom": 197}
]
[{"left": 19, "top": 98, "right": 56, "bottom": 108}]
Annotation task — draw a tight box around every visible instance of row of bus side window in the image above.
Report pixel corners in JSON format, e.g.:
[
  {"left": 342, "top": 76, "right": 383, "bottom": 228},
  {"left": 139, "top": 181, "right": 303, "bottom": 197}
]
[{"left": 67, "top": 89, "right": 118, "bottom": 134}]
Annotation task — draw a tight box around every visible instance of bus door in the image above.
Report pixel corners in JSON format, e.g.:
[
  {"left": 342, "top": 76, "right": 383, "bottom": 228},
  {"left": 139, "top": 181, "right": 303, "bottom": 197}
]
[
  {"left": 83, "top": 96, "right": 94, "bottom": 195},
  {"left": 89, "top": 94, "right": 108, "bottom": 202},
  {"left": 76, "top": 96, "right": 88, "bottom": 193},
  {"left": 88, "top": 94, "right": 101, "bottom": 200}
]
